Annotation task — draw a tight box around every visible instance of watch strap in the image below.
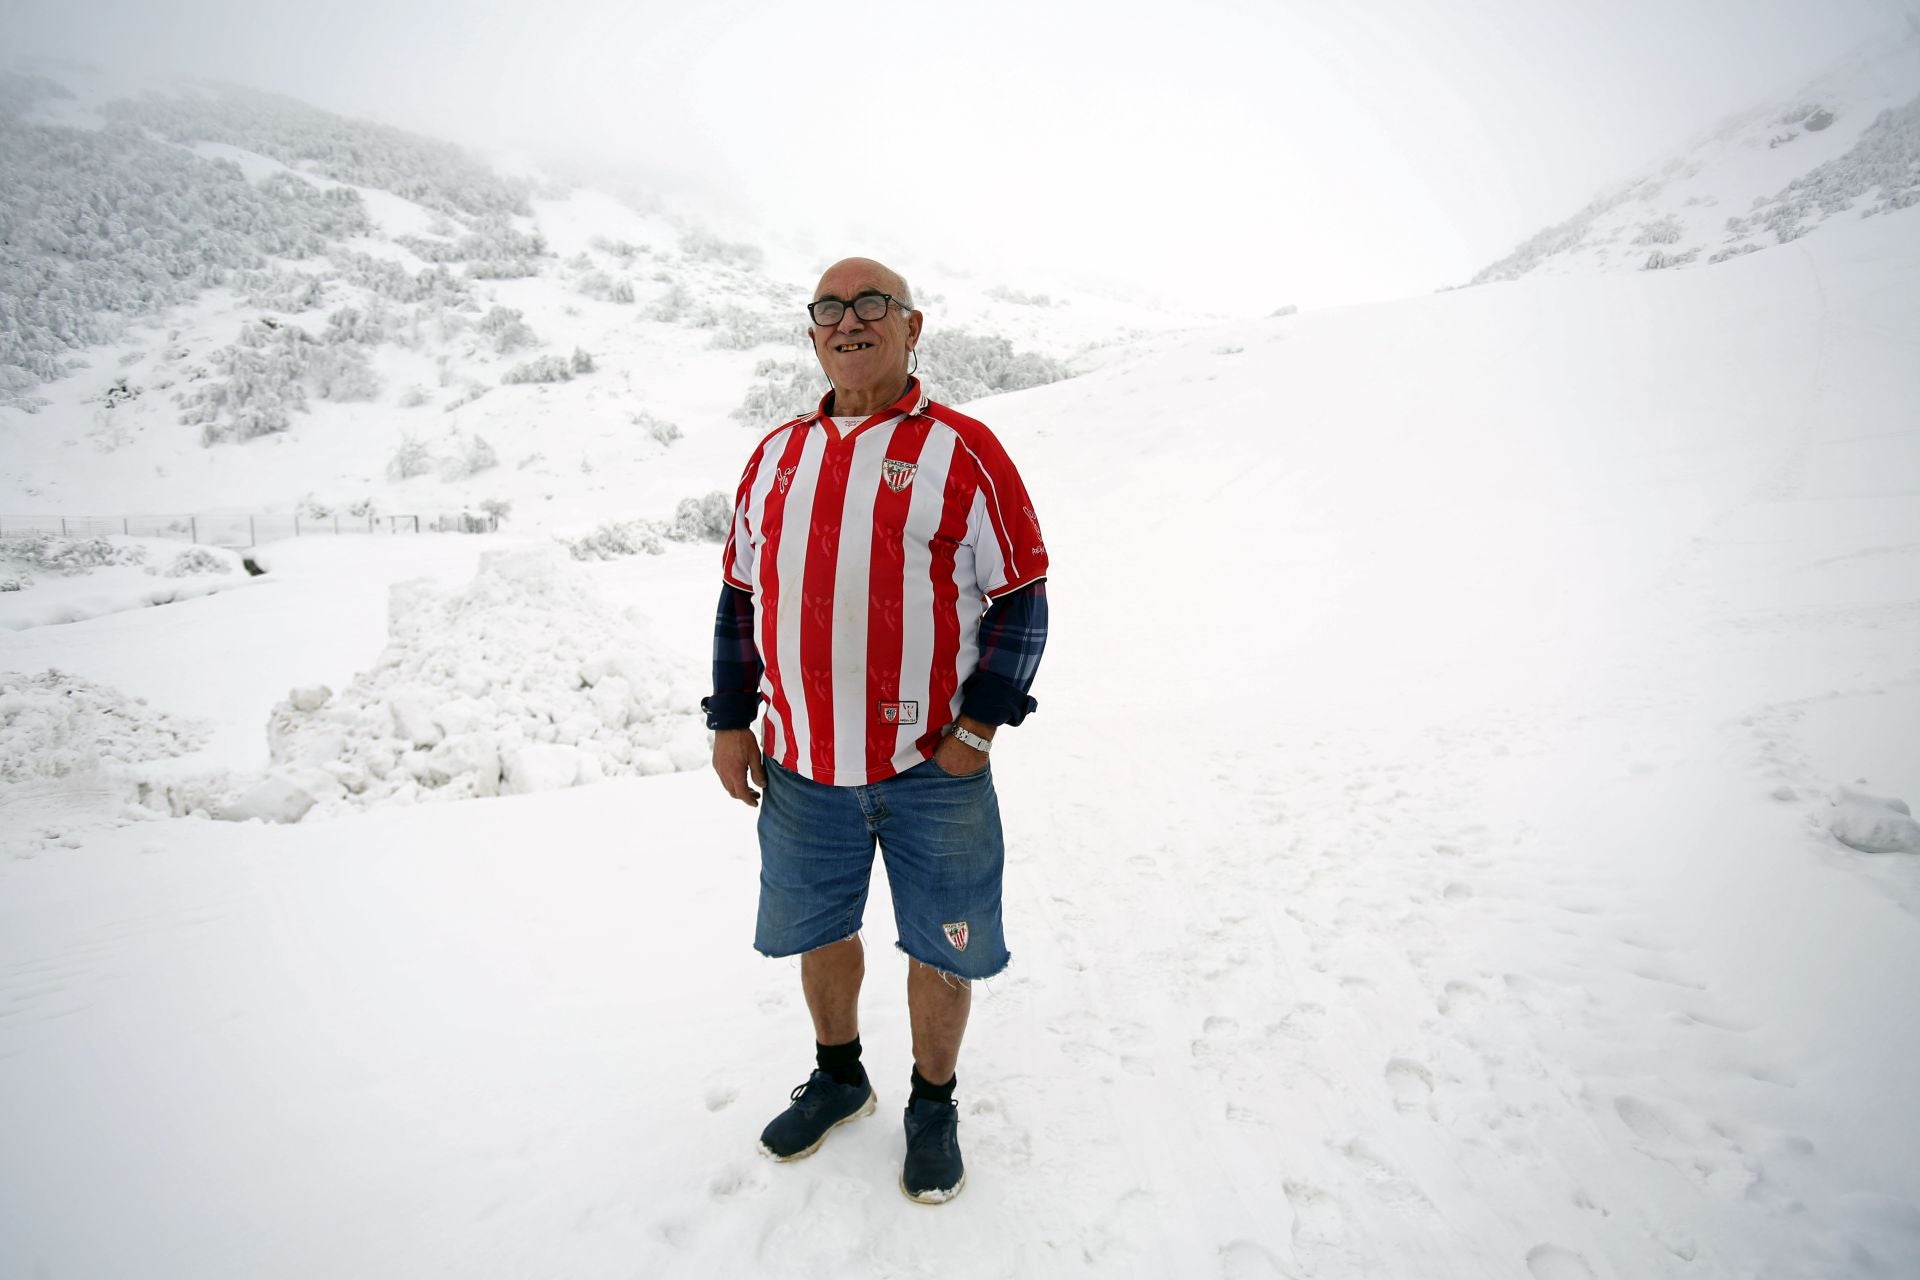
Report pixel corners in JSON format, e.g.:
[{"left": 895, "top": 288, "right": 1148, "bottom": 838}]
[{"left": 946, "top": 724, "right": 992, "bottom": 753}]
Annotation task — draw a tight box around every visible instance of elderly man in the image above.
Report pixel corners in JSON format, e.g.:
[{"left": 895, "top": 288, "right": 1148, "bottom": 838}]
[{"left": 703, "top": 257, "right": 1049, "bottom": 1203}]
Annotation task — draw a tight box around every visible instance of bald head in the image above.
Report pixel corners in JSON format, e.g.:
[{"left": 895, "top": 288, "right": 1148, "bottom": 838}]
[{"left": 815, "top": 257, "right": 913, "bottom": 310}]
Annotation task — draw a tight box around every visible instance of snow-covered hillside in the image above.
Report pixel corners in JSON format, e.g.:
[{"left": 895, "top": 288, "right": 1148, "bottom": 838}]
[
  {"left": 5, "top": 134, "right": 1920, "bottom": 1278},
  {"left": 1470, "top": 27, "right": 1920, "bottom": 284},
  {"left": 0, "top": 67, "right": 1207, "bottom": 534}
]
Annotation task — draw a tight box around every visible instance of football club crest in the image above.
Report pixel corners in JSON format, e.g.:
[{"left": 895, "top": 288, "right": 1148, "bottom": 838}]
[
  {"left": 942, "top": 921, "right": 970, "bottom": 952},
  {"left": 879, "top": 700, "right": 920, "bottom": 725},
  {"left": 775, "top": 466, "right": 797, "bottom": 494},
  {"left": 881, "top": 459, "right": 918, "bottom": 493}
]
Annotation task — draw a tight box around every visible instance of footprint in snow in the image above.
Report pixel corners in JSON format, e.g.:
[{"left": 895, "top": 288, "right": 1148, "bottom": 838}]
[
  {"left": 1524, "top": 1244, "right": 1596, "bottom": 1279},
  {"left": 1384, "top": 1058, "right": 1436, "bottom": 1115},
  {"left": 1612, "top": 1094, "right": 1762, "bottom": 1199},
  {"left": 1217, "top": 1237, "right": 1295, "bottom": 1278},
  {"left": 704, "top": 1084, "right": 737, "bottom": 1112},
  {"left": 1437, "top": 979, "right": 1487, "bottom": 1018}
]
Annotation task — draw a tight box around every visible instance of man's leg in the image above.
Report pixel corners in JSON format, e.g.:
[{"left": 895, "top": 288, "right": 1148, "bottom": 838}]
[
  {"left": 755, "top": 763, "right": 880, "bottom": 1160},
  {"left": 803, "top": 935, "right": 866, "bottom": 1045},
  {"left": 907, "top": 958, "right": 971, "bottom": 1084}
]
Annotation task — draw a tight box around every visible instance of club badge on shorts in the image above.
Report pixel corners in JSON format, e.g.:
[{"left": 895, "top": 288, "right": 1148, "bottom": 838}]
[
  {"left": 879, "top": 700, "right": 919, "bottom": 725},
  {"left": 881, "top": 459, "right": 918, "bottom": 493},
  {"left": 942, "top": 921, "right": 970, "bottom": 952}
]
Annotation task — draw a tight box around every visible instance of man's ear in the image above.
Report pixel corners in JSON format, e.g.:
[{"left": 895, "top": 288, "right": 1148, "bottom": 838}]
[{"left": 906, "top": 310, "right": 923, "bottom": 347}]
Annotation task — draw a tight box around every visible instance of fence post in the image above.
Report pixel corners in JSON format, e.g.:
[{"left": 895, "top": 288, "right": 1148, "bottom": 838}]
[
  {"left": 295, "top": 512, "right": 301, "bottom": 537},
  {"left": 249, "top": 516, "right": 256, "bottom": 547},
  {"left": 123, "top": 517, "right": 130, "bottom": 535},
  {"left": 61, "top": 518, "right": 68, "bottom": 536},
  {"left": 191, "top": 516, "right": 199, "bottom": 544}
]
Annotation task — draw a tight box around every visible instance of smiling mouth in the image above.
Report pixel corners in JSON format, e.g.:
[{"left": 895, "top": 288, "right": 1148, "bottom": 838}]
[{"left": 834, "top": 342, "right": 875, "bottom": 353}]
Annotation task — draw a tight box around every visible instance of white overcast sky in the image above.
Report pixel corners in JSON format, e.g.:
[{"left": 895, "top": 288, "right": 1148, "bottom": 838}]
[{"left": 8, "top": 0, "right": 1913, "bottom": 311}]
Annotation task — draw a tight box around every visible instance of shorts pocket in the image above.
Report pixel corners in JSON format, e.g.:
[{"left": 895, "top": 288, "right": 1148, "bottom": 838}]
[{"left": 924, "top": 753, "right": 990, "bottom": 780}]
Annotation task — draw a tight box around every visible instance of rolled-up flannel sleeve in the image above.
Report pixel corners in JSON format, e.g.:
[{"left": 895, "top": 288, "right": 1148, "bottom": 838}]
[
  {"left": 701, "top": 583, "right": 763, "bottom": 730},
  {"left": 960, "top": 579, "right": 1048, "bottom": 727}
]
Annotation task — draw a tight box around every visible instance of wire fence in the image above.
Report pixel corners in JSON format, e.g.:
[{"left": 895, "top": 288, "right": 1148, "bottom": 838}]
[{"left": 0, "top": 511, "right": 498, "bottom": 547}]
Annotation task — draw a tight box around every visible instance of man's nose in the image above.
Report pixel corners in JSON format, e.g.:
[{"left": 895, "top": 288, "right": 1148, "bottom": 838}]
[{"left": 835, "top": 308, "right": 866, "bottom": 331}]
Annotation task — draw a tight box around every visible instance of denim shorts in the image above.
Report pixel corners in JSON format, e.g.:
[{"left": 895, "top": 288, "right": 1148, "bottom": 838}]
[{"left": 755, "top": 755, "right": 1009, "bottom": 980}]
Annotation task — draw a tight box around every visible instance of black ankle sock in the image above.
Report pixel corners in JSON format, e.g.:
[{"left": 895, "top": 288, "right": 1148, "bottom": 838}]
[
  {"left": 816, "top": 1037, "right": 865, "bottom": 1087},
  {"left": 910, "top": 1066, "right": 956, "bottom": 1105}
]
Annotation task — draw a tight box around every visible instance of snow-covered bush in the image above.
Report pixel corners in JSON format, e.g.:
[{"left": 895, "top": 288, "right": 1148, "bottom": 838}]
[
  {"left": 478, "top": 497, "right": 513, "bottom": 524},
  {"left": 502, "top": 355, "right": 572, "bottom": 385},
  {"left": 1632, "top": 216, "right": 1683, "bottom": 246},
  {"left": 388, "top": 435, "right": 433, "bottom": 480},
  {"left": 917, "top": 328, "right": 1073, "bottom": 405},
  {"left": 0, "top": 533, "right": 147, "bottom": 575},
  {"left": 986, "top": 285, "right": 1056, "bottom": 307},
  {"left": 178, "top": 315, "right": 379, "bottom": 441},
  {"left": 567, "top": 519, "right": 665, "bottom": 560},
  {"left": 162, "top": 547, "right": 234, "bottom": 577},
  {"left": 574, "top": 270, "right": 634, "bottom": 303},
  {"left": 570, "top": 347, "right": 595, "bottom": 374},
  {"left": 680, "top": 228, "right": 764, "bottom": 268},
  {"left": 439, "top": 434, "right": 498, "bottom": 480},
  {"left": 666, "top": 492, "right": 732, "bottom": 543},
  {"left": 732, "top": 358, "right": 825, "bottom": 428},
  {"left": 478, "top": 306, "right": 536, "bottom": 354},
  {"left": 634, "top": 410, "right": 681, "bottom": 445}
]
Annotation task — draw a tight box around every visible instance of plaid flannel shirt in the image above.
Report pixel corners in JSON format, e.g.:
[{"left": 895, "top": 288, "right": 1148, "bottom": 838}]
[{"left": 703, "top": 580, "right": 1048, "bottom": 731}]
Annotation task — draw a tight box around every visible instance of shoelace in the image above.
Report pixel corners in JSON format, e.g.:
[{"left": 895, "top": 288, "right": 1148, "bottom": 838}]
[
  {"left": 909, "top": 1102, "right": 958, "bottom": 1154},
  {"left": 788, "top": 1072, "right": 836, "bottom": 1115}
]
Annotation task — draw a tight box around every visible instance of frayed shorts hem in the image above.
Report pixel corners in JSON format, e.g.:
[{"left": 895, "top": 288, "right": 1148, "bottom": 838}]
[{"left": 895, "top": 940, "right": 1010, "bottom": 983}]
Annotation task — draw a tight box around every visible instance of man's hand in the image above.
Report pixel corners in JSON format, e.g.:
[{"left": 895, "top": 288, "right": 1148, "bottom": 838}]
[
  {"left": 712, "top": 728, "right": 767, "bottom": 806},
  {"left": 933, "top": 717, "right": 993, "bottom": 777}
]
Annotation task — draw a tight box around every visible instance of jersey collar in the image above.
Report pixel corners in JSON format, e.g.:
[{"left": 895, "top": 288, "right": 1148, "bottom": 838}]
[{"left": 810, "top": 378, "right": 930, "bottom": 442}]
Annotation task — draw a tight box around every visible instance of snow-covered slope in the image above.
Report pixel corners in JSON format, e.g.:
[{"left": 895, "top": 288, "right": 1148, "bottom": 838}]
[
  {"left": 4, "top": 173, "right": 1919, "bottom": 1279},
  {"left": 0, "top": 68, "right": 1208, "bottom": 534},
  {"left": 1470, "top": 28, "right": 1920, "bottom": 284}
]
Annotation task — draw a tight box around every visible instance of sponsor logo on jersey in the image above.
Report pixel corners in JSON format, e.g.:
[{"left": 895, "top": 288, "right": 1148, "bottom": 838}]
[
  {"left": 879, "top": 700, "right": 920, "bottom": 725},
  {"left": 881, "top": 459, "right": 918, "bottom": 493},
  {"left": 775, "top": 466, "right": 797, "bottom": 494}
]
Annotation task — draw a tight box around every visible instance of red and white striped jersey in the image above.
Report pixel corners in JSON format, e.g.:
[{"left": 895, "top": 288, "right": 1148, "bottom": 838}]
[{"left": 721, "top": 379, "right": 1049, "bottom": 786}]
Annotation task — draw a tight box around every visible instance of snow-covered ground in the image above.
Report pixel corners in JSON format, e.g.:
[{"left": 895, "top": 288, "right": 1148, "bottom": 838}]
[{"left": 5, "top": 198, "right": 1920, "bottom": 1280}]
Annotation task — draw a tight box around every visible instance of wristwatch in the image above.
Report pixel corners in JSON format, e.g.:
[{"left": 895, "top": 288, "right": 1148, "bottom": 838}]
[{"left": 943, "top": 723, "right": 992, "bottom": 753}]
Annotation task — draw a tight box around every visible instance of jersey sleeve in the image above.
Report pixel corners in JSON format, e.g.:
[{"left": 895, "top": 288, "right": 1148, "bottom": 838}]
[
  {"left": 963, "top": 431, "right": 1050, "bottom": 599},
  {"left": 720, "top": 446, "right": 765, "bottom": 591}
]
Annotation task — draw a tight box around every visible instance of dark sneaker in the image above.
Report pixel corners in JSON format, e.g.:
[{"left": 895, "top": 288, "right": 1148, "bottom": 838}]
[
  {"left": 900, "top": 1096, "right": 965, "bottom": 1203},
  {"left": 758, "top": 1070, "right": 876, "bottom": 1161}
]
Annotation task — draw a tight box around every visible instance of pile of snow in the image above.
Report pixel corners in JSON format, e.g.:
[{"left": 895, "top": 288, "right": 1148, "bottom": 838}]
[
  {"left": 0, "top": 668, "right": 209, "bottom": 790},
  {"left": 234, "top": 546, "right": 707, "bottom": 821},
  {"left": 0, "top": 535, "right": 251, "bottom": 629},
  {"left": 1827, "top": 786, "right": 1920, "bottom": 854}
]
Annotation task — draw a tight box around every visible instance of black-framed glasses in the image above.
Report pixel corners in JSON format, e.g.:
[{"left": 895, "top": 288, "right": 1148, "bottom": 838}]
[{"left": 807, "top": 292, "right": 908, "bottom": 326}]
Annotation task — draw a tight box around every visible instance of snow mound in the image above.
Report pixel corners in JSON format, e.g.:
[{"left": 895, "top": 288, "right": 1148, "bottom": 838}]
[
  {"left": 0, "top": 669, "right": 210, "bottom": 789},
  {"left": 246, "top": 546, "right": 706, "bottom": 820},
  {"left": 1827, "top": 786, "right": 1920, "bottom": 855},
  {"left": 0, "top": 536, "right": 251, "bottom": 630}
]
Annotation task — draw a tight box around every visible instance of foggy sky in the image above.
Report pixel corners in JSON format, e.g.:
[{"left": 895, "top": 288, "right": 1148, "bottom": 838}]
[{"left": 7, "top": 0, "right": 1912, "bottom": 311}]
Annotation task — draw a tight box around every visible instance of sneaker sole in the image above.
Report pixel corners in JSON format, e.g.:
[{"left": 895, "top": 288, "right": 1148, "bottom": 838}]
[
  {"left": 899, "top": 1170, "right": 966, "bottom": 1205},
  {"left": 758, "top": 1089, "right": 876, "bottom": 1162}
]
